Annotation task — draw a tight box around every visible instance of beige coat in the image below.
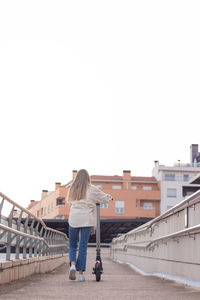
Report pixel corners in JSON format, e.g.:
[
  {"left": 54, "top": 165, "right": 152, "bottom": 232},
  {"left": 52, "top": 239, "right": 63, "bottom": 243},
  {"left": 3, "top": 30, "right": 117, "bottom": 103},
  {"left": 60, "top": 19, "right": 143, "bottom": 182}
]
[{"left": 68, "top": 184, "right": 112, "bottom": 228}]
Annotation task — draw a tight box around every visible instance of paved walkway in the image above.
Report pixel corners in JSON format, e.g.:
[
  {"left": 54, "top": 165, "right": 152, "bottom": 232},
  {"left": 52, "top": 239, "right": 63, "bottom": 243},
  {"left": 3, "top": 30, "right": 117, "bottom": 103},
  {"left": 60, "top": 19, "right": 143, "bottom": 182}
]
[{"left": 0, "top": 248, "right": 200, "bottom": 299}]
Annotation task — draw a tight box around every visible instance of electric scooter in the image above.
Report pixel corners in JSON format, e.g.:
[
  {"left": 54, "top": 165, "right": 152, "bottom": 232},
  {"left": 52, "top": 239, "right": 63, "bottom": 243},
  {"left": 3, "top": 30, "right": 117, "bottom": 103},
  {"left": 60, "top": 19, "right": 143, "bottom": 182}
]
[{"left": 92, "top": 203, "right": 103, "bottom": 282}]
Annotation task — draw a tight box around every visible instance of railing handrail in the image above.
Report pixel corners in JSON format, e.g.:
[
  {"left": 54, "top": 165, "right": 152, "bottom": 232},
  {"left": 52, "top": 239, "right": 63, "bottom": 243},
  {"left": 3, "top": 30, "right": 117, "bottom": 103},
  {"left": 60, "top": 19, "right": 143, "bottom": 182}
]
[
  {"left": 0, "top": 192, "right": 69, "bottom": 260},
  {"left": 146, "top": 223, "right": 200, "bottom": 248},
  {"left": 0, "top": 223, "right": 48, "bottom": 246},
  {"left": 0, "top": 192, "right": 68, "bottom": 239},
  {"left": 0, "top": 192, "right": 40, "bottom": 222},
  {"left": 120, "top": 189, "right": 200, "bottom": 239},
  {"left": 119, "top": 223, "right": 200, "bottom": 250},
  {"left": 0, "top": 223, "right": 67, "bottom": 250},
  {"left": 149, "top": 189, "right": 200, "bottom": 226}
]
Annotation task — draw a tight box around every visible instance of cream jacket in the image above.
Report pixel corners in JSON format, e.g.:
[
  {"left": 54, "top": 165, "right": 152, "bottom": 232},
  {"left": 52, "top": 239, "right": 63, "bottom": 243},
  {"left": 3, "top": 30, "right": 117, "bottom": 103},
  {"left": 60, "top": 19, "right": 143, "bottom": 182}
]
[{"left": 68, "top": 184, "right": 112, "bottom": 228}]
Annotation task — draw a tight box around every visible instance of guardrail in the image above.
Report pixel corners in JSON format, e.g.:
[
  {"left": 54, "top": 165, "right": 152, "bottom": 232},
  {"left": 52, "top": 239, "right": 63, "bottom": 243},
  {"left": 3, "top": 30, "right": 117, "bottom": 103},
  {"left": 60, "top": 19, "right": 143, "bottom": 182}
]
[
  {"left": 117, "top": 189, "right": 200, "bottom": 238},
  {"left": 110, "top": 189, "right": 200, "bottom": 285},
  {"left": 0, "top": 192, "right": 69, "bottom": 260}
]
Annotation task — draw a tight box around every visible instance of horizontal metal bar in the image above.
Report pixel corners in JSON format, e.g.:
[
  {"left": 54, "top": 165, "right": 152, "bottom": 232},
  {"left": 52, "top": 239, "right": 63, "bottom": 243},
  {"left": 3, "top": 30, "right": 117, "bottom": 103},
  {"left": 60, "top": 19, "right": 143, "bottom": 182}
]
[
  {"left": 0, "top": 223, "right": 48, "bottom": 246},
  {"left": 116, "top": 191, "right": 200, "bottom": 240},
  {"left": 48, "top": 244, "right": 68, "bottom": 249},
  {"left": 0, "top": 192, "right": 38, "bottom": 222},
  {"left": 0, "top": 192, "right": 68, "bottom": 239},
  {"left": 146, "top": 224, "right": 200, "bottom": 248},
  {"left": 115, "top": 224, "right": 200, "bottom": 250}
]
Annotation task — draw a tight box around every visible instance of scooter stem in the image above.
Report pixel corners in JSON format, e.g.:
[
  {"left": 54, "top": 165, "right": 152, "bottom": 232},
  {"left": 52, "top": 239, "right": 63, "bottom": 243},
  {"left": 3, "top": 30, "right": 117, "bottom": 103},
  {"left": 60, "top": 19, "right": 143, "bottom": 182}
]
[{"left": 96, "top": 203, "right": 101, "bottom": 255}]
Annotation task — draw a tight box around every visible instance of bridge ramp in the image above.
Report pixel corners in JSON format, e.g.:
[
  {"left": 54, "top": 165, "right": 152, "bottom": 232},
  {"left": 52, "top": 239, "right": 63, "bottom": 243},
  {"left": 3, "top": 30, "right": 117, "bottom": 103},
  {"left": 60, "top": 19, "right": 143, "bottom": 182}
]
[{"left": 0, "top": 248, "right": 200, "bottom": 300}]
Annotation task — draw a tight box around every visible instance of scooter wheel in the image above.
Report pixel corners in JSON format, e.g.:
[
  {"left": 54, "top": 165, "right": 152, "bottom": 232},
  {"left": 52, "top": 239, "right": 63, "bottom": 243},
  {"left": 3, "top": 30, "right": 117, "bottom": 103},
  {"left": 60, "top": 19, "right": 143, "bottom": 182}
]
[
  {"left": 95, "top": 261, "right": 101, "bottom": 282},
  {"left": 96, "top": 267, "right": 101, "bottom": 282}
]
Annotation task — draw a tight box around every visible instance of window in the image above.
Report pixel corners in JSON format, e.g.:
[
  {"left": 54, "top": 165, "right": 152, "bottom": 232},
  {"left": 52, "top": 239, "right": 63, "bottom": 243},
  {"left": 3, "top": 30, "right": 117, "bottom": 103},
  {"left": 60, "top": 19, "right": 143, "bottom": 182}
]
[
  {"left": 51, "top": 203, "right": 53, "bottom": 211},
  {"left": 165, "top": 174, "right": 175, "bottom": 181},
  {"left": 131, "top": 185, "right": 137, "bottom": 190},
  {"left": 142, "top": 186, "right": 152, "bottom": 191},
  {"left": 44, "top": 208, "right": 47, "bottom": 216},
  {"left": 56, "top": 197, "right": 65, "bottom": 206},
  {"left": 112, "top": 185, "right": 122, "bottom": 190},
  {"left": 96, "top": 185, "right": 102, "bottom": 189},
  {"left": 115, "top": 200, "right": 124, "bottom": 213},
  {"left": 41, "top": 208, "right": 43, "bottom": 217},
  {"left": 100, "top": 203, "right": 108, "bottom": 208},
  {"left": 37, "top": 210, "right": 40, "bottom": 217},
  {"left": 48, "top": 205, "right": 50, "bottom": 214},
  {"left": 183, "top": 174, "right": 189, "bottom": 182},
  {"left": 143, "top": 202, "right": 153, "bottom": 210},
  {"left": 167, "top": 188, "right": 177, "bottom": 198}
]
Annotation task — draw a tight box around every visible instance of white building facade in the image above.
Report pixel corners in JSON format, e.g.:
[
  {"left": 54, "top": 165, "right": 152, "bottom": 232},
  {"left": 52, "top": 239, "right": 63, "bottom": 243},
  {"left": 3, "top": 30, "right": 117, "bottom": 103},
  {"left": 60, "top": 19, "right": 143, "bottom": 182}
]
[{"left": 152, "top": 162, "right": 200, "bottom": 214}]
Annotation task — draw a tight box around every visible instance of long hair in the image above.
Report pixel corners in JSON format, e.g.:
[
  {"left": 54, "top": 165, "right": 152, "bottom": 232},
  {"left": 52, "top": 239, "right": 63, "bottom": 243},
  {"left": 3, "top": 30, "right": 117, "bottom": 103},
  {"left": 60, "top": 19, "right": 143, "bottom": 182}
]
[{"left": 68, "top": 169, "right": 90, "bottom": 201}]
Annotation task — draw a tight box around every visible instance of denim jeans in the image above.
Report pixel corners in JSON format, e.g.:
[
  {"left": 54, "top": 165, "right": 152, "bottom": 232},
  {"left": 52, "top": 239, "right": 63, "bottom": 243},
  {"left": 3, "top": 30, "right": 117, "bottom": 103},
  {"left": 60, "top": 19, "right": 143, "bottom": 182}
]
[{"left": 69, "top": 226, "right": 92, "bottom": 272}]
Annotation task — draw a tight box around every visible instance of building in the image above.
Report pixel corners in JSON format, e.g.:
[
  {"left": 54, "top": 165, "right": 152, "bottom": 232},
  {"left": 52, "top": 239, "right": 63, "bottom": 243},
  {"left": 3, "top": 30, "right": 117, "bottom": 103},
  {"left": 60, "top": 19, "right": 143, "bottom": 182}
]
[
  {"left": 183, "top": 173, "right": 200, "bottom": 198},
  {"left": 24, "top": 170, "right": 160, "bottom": 220},
  {"left": 190, "top": 144, "right": 200, "bottom": 163},
  {"left": 152, "top": 144, "right": 200, "bottom": 214},
  {"left": 23, "top": 183, "right": 68, "bottom": 219},
  {"left": 89, "top": 171, "right": 160, "bottom": 219}
]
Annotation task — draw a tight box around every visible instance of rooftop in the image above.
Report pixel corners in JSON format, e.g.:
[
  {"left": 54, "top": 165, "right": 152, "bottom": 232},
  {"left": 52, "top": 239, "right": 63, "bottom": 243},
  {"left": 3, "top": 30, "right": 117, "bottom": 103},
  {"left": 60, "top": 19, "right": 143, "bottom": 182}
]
[{"left": 91, "top": 175, "right": 157, "bottom": 182}]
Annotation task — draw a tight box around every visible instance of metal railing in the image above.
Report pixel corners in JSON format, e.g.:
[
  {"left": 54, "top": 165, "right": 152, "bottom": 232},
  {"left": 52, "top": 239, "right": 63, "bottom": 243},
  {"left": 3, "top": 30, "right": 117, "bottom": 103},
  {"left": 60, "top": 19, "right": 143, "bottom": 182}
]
[
  {"left": 113, "top": 223, "right": 200, "bottom": 253},
  {"left": 117, "top": 189, "right": 200, "bottom": 239},
  {"left": 173, "top": 162, "right": 200, "bottom": 167},
  {"left": 111, "top": 189, "right": 200, "bottom": 253},
  {"left": 110, "top": 190, "right": 200, "bottom": 284},
  {"left": 0, "top": 192, "right": 69, "bottom": 260}
]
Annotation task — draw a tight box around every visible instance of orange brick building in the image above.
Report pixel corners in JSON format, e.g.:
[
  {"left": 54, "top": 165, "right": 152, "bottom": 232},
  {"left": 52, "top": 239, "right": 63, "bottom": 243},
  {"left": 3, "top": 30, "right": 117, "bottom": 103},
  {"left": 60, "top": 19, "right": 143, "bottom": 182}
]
[{"left": 24, "top": 170, "right": 160, "bottom": 220}]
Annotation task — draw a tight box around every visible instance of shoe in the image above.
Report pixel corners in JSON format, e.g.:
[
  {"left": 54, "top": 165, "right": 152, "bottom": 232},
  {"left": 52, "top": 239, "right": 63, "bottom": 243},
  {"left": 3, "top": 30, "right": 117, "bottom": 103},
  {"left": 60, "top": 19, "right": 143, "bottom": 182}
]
[
  {"left": 77, "top": 274, "right": 85, "bottom": 282},
  {"left": 69, "top": 265, "right": 76, "bottom": 280}
]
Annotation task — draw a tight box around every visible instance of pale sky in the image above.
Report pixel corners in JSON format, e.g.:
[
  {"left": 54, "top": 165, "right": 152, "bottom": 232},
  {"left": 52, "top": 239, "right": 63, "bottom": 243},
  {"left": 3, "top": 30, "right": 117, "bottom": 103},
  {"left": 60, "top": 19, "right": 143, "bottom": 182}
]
[{"left": 0, "top": 0, "right": 200, "bottom": 210}]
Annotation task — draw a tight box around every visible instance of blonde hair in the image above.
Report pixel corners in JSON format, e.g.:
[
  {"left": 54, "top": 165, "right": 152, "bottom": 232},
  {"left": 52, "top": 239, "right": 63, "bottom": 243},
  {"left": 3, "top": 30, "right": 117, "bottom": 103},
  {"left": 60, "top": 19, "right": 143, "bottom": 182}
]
[{"left": 68, "top": 169, "right": 90, "bottom": 201}]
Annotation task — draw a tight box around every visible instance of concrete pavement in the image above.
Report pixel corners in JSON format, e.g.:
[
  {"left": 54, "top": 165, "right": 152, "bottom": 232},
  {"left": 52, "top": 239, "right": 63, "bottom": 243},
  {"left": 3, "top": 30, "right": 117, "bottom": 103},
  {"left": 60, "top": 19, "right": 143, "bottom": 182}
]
[{"left": 0, "top": 248, "right": 200, "bottom": 299}]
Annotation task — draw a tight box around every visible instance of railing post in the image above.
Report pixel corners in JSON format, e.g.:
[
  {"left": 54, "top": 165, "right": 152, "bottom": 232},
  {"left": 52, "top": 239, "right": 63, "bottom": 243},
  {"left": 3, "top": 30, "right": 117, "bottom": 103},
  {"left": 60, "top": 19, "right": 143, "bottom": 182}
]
[
  {"left": 6, "top": 206, "right": 15, "bottom": 261},
  {"left": 23, "top": 216, "right": 29, "bottom": 259},
  {"left": 29, "top": 219, "right": 35, "bottom": 258},
  {"left": 46, "top": 231, "right": 51, "bottom": 256},
  {"left": 0, "top": 192, "right": 69, "bottom": 262},
  {"left": 184, "top": 207, "right": 189, "bottom": 228},
  {"left": 0, "top": 198, "right": 6, "bottom": 255},
  {"left": 16, "top": 210, "right": 23, "bottom": 259},
  {"left": 34, "top": 221, "right": 40, "bottom": 257},
  {"left": 43, "top": 229, "right": 47, "bottom": 256},
  {"left": 39, "top": 227, "right": 43, "bottom": 256},
  {"left": 0, "top": 198, "right": 4, "bottom": 222},
  {"left": 49, "top": 232, "right": 53, "bottom": 255},
  {"left": 53, "top": 232, "right": 56, "bottom": 255}
]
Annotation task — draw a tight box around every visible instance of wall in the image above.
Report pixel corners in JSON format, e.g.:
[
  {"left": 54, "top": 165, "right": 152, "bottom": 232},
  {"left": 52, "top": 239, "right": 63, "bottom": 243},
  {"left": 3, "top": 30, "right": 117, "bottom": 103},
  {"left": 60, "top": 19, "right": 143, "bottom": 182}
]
[
  {"left": 110, "top": 190, "right": 200, "bottom": 284},
  {"left": 0, "top": 254, "right": 68, "bottom": 284},
  {"left": 24, "top": 187, "right": 69, "bottom": 219},
  {"left": 95, "top": 181, "right": 160, "bottom": 219}
]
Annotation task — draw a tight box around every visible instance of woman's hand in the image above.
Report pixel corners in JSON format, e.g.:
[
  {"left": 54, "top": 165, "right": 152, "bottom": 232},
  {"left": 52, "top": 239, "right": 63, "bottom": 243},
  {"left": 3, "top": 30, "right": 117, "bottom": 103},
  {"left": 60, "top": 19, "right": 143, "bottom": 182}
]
[{"left": 91, "top": 226, "right": 96, "bottom": 235}]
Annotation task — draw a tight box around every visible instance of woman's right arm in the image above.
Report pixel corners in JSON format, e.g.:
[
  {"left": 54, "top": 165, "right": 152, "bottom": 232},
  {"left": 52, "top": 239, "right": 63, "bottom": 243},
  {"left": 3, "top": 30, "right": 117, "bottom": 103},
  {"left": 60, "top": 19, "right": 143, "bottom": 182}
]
[{"left": 91, "top": 186, "right": 113, "bottom": 204}]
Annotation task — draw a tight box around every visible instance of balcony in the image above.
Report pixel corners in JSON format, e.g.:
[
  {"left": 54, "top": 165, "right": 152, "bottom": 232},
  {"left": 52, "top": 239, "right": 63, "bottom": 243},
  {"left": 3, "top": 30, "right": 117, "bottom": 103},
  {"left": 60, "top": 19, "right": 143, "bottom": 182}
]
[
  {"left": 174, "top": 162, "right": 200, "bottom": 167},
  {"left": 56, "top": 197, "right": 65, "bottom": 207}
]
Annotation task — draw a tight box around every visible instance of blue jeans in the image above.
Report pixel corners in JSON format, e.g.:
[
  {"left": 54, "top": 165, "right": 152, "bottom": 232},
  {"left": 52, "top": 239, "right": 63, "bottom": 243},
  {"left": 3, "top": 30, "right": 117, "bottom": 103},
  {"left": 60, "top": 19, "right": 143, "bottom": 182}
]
[{"left": 69, "top": 226, "right": 92, "bottom": 272}]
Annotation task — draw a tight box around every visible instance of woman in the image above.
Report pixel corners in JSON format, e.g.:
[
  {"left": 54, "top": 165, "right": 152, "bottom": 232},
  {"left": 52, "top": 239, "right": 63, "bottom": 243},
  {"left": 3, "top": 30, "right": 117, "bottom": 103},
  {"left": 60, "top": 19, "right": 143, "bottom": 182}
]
[{"left": 67, "top": 169, "right": 113, "bottom": 282}]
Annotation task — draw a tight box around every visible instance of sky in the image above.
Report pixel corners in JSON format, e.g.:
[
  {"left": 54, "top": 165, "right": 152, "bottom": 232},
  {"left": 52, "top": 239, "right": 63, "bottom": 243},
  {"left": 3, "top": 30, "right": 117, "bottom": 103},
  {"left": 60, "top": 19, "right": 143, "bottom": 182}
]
[{"left": 0, "top": 0, "right": 200, "bottom": 210}]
